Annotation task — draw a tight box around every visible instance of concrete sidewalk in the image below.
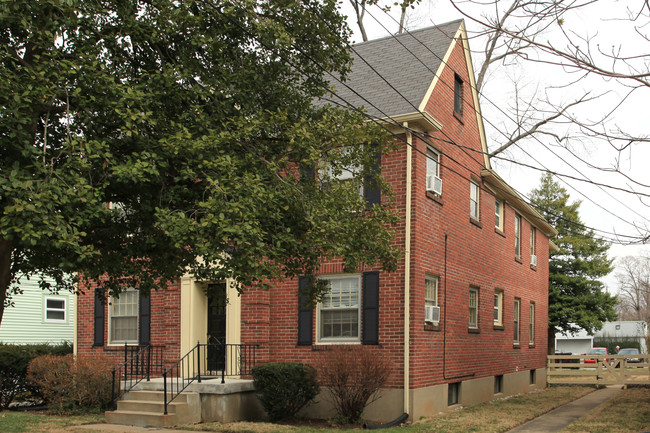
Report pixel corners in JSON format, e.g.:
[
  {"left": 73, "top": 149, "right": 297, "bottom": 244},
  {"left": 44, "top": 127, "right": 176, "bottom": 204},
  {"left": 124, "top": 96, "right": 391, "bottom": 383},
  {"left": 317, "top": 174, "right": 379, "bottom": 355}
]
[{"left": 507, "top": 385, "right": 622, "bottom": 433}]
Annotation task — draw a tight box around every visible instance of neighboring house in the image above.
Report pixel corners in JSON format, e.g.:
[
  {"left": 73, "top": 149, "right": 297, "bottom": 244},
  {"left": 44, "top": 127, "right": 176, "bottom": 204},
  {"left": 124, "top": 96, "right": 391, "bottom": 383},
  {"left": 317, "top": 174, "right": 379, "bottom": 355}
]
[
  {"left": 75, "top": 19, "right": 557, "bottom": 422},
  {"left": 554, "top": 328, "right": 594, "bottom": 355},
  {"left": 556, "top": 321, "right": 649, "bottom": 354},
  {"left": 0, "top": 276, "right": 74, "bottom": 345}
]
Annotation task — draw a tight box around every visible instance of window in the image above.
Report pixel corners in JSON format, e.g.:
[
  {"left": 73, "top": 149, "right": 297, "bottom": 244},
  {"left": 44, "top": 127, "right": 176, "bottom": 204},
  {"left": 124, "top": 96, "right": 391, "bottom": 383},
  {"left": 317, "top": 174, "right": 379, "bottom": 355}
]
[
  {"left": 448, "top": 382, "right": 460, "bottom": 406},
  {"left": 514, "top": 215, "right": 522, "bottom": 259},
  {"left": 470, "top": 181, "right": 480, "bottom": 220},
  {"left": 495, "top": 200, "right": 503, "bottom": 230},
  {"left": 454, "top": 74, "right": 463, "bottom": 116},
  {"left": 530, "top": 227, "right": 537, "bottom": 266},
  {"left": 426, "top": 147, "right": 442, "bottom": 195},
  {"left": 44, "top": 297, "right": 66, "bottom": 322},
  {"left": 493, "top": 290, "right": 503, "bottom": 326},
  {"left": 494, "top": 375, "right": 503, "bottom": 394},
  {"left": 529, "top": 302, "right": 535, "bottom": 345},
  {"left": 469, "top": 287, "right": 479, "bottom": 328},
  {"left": 318, "top": 275, "right": 361, "bottom": 341},
  {"left": 425, "top": 276, "right": 440, "bottom": 324},
  {"left": 319, "top": 147, "right": 363, "bottom": 196},
  {"left": 110, "top": 289, "right": 139, "bottom": 344},
  {"left": 513, "top": 298, "right": 521, "bottom": 345},
  {"left": 530, "top": 369, "right": 536, "bottom": 385}
]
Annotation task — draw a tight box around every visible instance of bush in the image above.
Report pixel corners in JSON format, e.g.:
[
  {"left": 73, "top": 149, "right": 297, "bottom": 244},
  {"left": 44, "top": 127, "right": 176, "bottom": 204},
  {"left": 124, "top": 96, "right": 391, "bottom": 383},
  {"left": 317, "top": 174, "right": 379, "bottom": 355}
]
[
  {"left": 0, "top": 342, "right": 72, "bottom": 409},
  {"left": 317, "top": 346, "right": 391, "bottom": 424},
  {"left": 27, "top": 354, "right": 114, "bottom": 413},
  {"left": 593, "top": 337, "right": 642, "bottom": 354},
  {"left": 251, "top": 362, "right": 319, "bottom": 421}
]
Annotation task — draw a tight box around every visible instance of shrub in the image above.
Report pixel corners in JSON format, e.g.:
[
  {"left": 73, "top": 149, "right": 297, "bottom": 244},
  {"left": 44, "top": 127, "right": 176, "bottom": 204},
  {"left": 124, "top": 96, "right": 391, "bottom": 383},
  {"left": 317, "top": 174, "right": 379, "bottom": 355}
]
[
  {"left": 251, "top": 362, "right": 319, "bottom": 421},
  {"left": 27, "top": 354, "right": 114, "bottom": 413},
  {"left": 317, "top": 346, "right": 391, "bottom": 424},
  {"left": 0, "top": 342, "right": 72, "bottom": 409}
]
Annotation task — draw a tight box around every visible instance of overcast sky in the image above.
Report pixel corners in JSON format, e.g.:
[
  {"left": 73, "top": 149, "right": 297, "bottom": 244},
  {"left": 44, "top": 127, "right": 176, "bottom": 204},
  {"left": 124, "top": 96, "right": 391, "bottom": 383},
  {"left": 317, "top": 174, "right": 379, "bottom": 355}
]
[{"left": 338, "top": 0, "right": 650, "bottom": 293}]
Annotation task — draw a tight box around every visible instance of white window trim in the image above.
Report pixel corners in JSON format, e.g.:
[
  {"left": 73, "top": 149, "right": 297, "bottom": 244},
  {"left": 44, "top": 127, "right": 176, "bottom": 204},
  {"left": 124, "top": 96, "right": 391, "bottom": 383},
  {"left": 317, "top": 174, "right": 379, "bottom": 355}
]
[
  {"left": 108, "top": 288, "right": 139, "bottom": 345},
  {"left": 495, "top": 200, "right": 503, "bottom": 230},
  {"left": 469, "top": 287, "right": 479, "bottom": 328},
  {"left": 514, "top": 298, "right": 521, "bottom": 345},
  {"left": 425, "top": 276, "right": 440, "bottom": 324},
  {"left": 529, "top": 303, "right": 535, "bottom": 345},
  {"left": 44, "top": 296, "right": 67, "bottom": 323},
  {"left": 470, "top": 181, "right": 480, "bottom": 220},
  {"left": 515, "top": 215, "right": 522, "bottom": 258},
  {"left": 316, "top": 274, "right": 362, "bottom": 343},
  {"left": 494, "top": 290, "right": 503, "bottom": 326}
]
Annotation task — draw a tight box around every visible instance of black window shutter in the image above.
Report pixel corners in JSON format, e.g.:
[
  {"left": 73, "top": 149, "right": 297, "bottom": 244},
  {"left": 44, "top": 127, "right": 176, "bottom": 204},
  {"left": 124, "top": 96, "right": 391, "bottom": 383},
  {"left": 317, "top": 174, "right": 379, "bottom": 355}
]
[
  {"left": 364, "top": 145, "right": 381, "bottom": 207},
  {"left": 301, "top": 164, "right": 315, "bottom": 181},
  {"left": 139, "top": 293, "right": 151, "bottom": 346},
  {"left": 362, "top": 271, "right": 380, "bottom": 345},
  {"left": 93, "top": 288, "right": 105, "bottom": 346},
  {"left": 297, "top": 276, "right": 314, "bottom": 346}
]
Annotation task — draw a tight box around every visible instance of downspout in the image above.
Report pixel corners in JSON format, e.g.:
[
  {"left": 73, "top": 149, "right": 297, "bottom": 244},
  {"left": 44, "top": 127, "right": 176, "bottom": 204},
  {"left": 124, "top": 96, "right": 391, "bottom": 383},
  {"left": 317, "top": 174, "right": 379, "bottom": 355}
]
[{"left": 403, "top": 123, "right": 413, "bottom": 416}]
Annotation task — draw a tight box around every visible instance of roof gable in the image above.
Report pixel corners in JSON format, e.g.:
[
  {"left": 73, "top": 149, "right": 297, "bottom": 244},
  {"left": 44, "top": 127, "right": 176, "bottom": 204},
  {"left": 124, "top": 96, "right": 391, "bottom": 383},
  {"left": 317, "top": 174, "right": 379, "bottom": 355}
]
[{"left": 325, "top": 20, "right": 463, "bottom": 120}]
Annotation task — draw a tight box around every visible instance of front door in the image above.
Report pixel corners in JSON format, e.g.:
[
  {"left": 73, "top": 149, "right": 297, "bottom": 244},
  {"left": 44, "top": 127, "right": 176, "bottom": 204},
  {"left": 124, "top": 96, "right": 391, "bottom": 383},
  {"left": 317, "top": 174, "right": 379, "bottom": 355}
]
[{"left": 207, "top": 282, "right": 227, "bottom": 372}]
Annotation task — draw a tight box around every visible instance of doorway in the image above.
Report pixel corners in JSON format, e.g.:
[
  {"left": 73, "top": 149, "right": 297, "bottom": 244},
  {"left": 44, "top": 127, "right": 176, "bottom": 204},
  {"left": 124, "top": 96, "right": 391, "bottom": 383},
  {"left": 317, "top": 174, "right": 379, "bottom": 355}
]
[{"left": 206, "top": 282, "right": 227, "bottom": 372}]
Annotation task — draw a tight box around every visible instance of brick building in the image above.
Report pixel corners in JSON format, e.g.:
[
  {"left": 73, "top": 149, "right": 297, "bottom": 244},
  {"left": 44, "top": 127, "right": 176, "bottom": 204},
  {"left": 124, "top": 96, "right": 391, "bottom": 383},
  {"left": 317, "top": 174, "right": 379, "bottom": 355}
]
[{"left": 75, "top": 19, "right": 557, "bottom": 422}]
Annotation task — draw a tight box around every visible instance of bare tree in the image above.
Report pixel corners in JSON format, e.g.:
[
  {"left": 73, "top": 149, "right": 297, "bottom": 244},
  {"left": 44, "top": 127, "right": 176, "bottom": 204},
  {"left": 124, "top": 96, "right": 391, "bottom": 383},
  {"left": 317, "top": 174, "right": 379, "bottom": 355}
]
[
  {"left": 348, "top": 0, "right": 423, "bottom": 41},
  {"left": 615, "top": 255, "right": 650, "bottom": 322}
]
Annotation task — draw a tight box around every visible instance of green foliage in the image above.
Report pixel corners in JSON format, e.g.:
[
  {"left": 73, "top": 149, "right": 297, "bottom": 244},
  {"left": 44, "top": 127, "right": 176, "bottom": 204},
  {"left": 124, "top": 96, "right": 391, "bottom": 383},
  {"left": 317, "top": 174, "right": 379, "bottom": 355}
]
[
  {"left": 0, "top": 342, "right": 72, "bottom": 409},
  {"left": 592, "top": 337, "right": 641, "bottom": 354},
  {"left": 0, "top": 0, "right": 400, "bottom": 321},
  {"left": 529, "top": 173, "right": 616, "bottom": 347},
  {"left": 27, "top": 353, "right": 114, "bottom": 413},
  {"left": 251, "top": 362, "right": 319, "bottom": 421}
]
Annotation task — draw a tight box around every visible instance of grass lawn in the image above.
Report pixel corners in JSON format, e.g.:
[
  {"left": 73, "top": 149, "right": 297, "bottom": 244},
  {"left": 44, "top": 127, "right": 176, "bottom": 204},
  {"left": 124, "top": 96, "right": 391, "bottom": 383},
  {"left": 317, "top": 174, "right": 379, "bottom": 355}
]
[
  {"left": 4, "top": 386, "right": 647, "bottom": 433},
  {"left": 177, "top": 386, "right": 595, "bottom": 433},
  {"left": 561, "top": 386, "right": 650, "bottom": 433},
  {"left": 0, "top": 411, "right": 103, "bottom": 433}
]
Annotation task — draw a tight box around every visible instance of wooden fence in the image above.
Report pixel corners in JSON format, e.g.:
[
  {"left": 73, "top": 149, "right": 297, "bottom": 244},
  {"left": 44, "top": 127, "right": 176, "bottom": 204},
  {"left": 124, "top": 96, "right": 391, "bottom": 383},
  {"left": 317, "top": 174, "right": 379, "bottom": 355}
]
[{"left": 547, "top": 354, "right": 650, "bottom": 385}]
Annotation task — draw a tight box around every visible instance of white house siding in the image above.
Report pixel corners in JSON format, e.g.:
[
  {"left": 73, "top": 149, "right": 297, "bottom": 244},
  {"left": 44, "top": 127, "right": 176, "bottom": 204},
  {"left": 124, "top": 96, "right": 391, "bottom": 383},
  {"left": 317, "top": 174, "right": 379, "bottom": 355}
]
[
  {"left": 0, "top": 277, "right": 75, "bottom": 344},
  {"left": 596, "top": 321, "right": 648, "bottom": 354}
]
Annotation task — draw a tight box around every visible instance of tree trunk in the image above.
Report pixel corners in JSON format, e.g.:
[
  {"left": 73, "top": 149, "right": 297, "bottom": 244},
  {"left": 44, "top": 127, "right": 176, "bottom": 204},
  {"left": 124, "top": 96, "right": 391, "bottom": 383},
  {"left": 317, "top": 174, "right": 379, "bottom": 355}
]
[
  {"left": 547, "top": 326, "right": 556, "bottom": 355},
  {"left": 0, "top": 238, "right": 13, "bottom": 328}
]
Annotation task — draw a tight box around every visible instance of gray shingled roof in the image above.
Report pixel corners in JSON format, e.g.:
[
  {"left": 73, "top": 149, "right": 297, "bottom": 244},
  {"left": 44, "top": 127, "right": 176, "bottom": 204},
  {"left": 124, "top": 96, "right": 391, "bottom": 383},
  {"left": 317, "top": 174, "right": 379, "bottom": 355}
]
[{"left": 321, "top": 19, "right": 463, "bottom": 119}]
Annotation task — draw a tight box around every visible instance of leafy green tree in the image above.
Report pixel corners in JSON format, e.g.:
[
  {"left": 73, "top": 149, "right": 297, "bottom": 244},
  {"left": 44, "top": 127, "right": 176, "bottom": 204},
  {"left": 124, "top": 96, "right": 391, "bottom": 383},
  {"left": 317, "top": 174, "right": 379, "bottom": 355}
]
[
  {"left": 0, "top": 0, "right": 400, "bottom": 326},
  {"left": 529, "top": 173, "right": 616, "bottom": 354}
]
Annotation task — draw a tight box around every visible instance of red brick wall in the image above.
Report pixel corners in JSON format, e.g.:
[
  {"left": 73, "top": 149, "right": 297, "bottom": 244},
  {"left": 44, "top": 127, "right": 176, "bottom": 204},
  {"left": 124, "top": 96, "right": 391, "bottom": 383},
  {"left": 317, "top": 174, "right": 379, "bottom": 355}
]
[
  {"left": 76, "top": 280, "right": 182, "bottom": 370},
  {"left": 238, "top": 36, "right": 550, "bottom": 391}
]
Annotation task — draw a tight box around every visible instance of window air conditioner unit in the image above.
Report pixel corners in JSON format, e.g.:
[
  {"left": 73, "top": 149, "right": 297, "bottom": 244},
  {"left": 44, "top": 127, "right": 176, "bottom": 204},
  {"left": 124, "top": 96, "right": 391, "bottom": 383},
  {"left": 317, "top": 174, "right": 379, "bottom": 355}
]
[
  {"left": 426, "top": 175, "right": 443, "bottom": 195},
  {"left": 425, "top": 305, "right": 440, "bottom": 323},
  {"left": 530, "top": 255, "right": 537, "bottom": 266}
]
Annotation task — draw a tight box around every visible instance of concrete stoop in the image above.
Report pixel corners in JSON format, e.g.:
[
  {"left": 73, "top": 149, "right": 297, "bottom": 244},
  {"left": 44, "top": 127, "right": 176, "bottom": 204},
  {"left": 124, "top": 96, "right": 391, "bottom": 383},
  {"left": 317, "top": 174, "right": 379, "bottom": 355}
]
[{"left": 105, "top": 390, "right": 201, "bottom": 428}]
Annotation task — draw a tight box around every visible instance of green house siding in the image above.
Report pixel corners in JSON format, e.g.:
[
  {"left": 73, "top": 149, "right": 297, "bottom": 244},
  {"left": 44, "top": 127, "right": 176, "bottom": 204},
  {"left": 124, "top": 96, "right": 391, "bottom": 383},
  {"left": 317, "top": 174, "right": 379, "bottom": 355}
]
[{"left": 0, "top": 278, "right": 75, "bottom": 344}]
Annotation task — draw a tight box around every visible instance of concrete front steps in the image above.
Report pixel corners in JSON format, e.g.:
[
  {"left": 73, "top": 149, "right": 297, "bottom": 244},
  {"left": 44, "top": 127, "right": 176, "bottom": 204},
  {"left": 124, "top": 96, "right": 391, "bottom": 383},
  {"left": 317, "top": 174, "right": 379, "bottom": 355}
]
[{"left": 105, "top": 390, "right": 201, "bottom": 428}]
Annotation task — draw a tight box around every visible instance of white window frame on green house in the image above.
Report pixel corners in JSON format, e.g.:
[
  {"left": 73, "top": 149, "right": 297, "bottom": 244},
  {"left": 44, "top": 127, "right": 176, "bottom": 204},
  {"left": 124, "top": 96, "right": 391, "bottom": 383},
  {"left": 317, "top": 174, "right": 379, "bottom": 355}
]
[
  {"left": 317, "top": 275, "right": 361, "bottom": 343},
  {"left": 44, "top": 296, "right": 66, "bottom": 322},
  {"left": 109, "top": 289, "right": 139, "bottom": 345}
]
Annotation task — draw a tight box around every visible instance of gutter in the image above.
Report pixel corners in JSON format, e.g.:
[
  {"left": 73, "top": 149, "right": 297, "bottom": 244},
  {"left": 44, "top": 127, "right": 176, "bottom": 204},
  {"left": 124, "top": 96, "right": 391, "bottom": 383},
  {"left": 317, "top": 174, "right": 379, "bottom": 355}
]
[{"left": 403, "top": 123, "right": 412, "bottom": 417}]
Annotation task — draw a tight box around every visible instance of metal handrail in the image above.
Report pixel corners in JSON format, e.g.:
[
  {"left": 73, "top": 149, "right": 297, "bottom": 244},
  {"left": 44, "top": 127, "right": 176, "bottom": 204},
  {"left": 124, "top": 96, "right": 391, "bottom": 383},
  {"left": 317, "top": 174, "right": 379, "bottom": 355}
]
[
  {"left": 162, "top": 342, "right": 259, "bottom": 415},
  {"left": 110, "top": 344, "right": 165, "bottom": 406}
]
